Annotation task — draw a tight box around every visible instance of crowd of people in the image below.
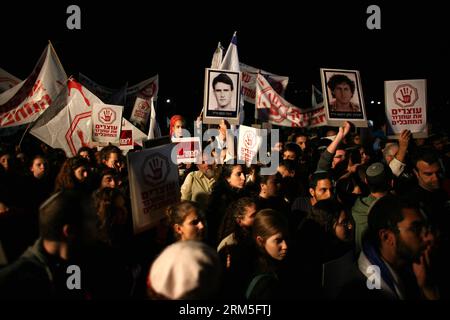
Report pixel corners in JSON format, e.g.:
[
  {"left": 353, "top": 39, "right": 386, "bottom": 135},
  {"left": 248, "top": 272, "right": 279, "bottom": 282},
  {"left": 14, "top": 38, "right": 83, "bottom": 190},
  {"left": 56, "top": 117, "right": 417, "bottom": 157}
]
[{"left": 0, "top": 115, "right": 449, "bottom": 300}]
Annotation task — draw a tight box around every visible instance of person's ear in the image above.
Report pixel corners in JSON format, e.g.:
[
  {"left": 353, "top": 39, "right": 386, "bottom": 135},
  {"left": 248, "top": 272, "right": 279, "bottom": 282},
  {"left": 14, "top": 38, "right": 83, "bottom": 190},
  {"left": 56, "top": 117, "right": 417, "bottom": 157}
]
[
  {"left": 62, "top": 224, "right": 71, "bottom": 238},
  {"left": 174, "top": 224, "right": 183, "bottom": 236},
  {"left": 309, "top": 187, "right": 315, "bottom": 198},
  {"left": 256, "top": 236, "right": 265, "bottom": 247},
  {"left": 379, "top": 229, "right": 395, "bottom": 247}
]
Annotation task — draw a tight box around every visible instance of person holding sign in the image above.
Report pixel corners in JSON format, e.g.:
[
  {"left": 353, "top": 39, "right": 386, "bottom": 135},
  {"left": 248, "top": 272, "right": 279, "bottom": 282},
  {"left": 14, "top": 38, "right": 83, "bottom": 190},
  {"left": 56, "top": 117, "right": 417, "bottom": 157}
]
[{"left": 327, "top": 74, "right": 360, "bottom": 113}]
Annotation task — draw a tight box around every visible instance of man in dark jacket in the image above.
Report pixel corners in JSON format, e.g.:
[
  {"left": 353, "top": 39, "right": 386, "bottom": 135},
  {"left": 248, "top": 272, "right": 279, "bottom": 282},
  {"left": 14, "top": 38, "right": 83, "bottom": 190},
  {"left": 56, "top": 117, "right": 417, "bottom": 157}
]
[{"left": 0, "top": 190, "right": 96, "bottom": 299}]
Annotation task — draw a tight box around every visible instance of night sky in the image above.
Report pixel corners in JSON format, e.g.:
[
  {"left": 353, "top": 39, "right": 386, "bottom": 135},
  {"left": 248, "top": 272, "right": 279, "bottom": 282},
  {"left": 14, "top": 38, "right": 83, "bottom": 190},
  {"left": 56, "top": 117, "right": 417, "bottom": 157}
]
[{"left": 2, "top": 1, "right": 450, "bottom": 131}]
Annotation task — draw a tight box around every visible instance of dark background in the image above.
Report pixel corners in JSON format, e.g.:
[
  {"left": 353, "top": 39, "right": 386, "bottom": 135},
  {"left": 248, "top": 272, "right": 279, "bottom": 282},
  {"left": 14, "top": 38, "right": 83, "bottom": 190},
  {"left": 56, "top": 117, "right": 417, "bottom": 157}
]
[{"left": 1, "top": 1, "right": 449, "bottom": 133}]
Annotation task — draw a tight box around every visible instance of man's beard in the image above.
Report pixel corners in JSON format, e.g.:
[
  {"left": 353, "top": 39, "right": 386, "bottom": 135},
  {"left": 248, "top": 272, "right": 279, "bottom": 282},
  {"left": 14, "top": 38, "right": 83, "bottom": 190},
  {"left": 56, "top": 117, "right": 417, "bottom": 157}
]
[{"left": 396, "top": 234, "right": 424, "bottom": 264}]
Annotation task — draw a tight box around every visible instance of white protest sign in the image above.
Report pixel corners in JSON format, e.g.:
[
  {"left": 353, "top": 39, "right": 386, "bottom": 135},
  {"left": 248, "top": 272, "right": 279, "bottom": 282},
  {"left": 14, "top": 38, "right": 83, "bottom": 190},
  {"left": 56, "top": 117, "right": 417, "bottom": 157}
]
[
  {"left": 92, "top": 103, "right": 123, "bottom": 143},
  {"left": 385, "top": 79, "right": 427, "bottom": 138},
  {"left": 130, "top": 96, "right": 152, "bottom": 127},
  {"left": 128, "top": 144, "right": 180, "bottom": 234},
  {"left": 171, "top": 137, "right": 202, "bottom": 164},
  {"left": 238, "top": 125, "right": 262, "bottom": 165}
]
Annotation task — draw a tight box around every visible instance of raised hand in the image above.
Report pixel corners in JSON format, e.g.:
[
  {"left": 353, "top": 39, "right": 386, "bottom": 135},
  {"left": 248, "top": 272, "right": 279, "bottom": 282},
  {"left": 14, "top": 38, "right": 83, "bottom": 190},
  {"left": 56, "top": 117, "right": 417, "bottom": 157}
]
[
  {"left": 399, "top": 129, "right": 411, "bottom": 149},
  {"left": 413, "top": 247, "right": 440, "bottom": 299},
  {"left": 342, "top": 121, "right": 352, "bottom": 137}
]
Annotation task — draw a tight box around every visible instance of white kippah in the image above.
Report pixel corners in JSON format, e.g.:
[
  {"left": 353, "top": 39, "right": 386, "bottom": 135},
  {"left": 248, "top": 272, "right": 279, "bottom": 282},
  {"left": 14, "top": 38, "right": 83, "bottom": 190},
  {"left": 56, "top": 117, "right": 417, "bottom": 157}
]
[{"left": 148, "top": 240, "right": 221, "bottom": 299}]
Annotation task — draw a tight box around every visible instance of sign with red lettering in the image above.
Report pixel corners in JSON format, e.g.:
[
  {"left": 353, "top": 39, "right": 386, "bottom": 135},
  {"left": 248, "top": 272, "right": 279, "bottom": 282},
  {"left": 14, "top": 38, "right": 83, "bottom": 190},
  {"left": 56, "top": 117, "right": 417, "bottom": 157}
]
[
  {"left": 0, "top": 44, "right": 67, "bottom": 128},
  {"left": 92, "top": 103, "right": 123, "bottom": 143},
  {"left": 385, "top": 79, "right": 427, "bottom": 138},
  {"left": 130, "top": 96, "right": 151, "bottom": 127},
  {"left": 171, "top": 137, "right": 202, "bottom": 164},
  {"left": 238, "top": 125, "right": 261, "bottom": 165},
  {"left": 128, "top": 144, "right": 180, "bottom": 234},
  {"left": 239, "top": 63, "right": 289, "bottom": 104},
  {"left": 255, "top": 74, "right": 326, "bottom": 128}
]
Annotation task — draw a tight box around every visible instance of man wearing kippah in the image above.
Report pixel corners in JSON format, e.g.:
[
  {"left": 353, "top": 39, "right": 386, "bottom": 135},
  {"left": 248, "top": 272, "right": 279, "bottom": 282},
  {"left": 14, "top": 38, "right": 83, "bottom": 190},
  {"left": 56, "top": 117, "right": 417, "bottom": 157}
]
[{"left": 352, "top": 162, "right": 393, "bottom": 253}]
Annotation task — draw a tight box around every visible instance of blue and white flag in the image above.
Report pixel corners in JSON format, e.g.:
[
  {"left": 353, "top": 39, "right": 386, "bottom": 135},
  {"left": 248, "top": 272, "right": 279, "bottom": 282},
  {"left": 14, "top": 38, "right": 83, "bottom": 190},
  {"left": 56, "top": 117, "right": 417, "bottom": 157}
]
[{"left": 220, "top": 32, "right": 244, "bottom": 126}]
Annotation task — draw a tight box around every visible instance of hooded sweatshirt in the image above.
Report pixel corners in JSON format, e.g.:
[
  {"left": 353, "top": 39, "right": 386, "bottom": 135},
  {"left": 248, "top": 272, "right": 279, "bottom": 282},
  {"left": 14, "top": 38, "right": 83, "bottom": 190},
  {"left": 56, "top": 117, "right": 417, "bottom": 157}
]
[{"left": 351, "top": 194, "right": 378, "bottom": 253}]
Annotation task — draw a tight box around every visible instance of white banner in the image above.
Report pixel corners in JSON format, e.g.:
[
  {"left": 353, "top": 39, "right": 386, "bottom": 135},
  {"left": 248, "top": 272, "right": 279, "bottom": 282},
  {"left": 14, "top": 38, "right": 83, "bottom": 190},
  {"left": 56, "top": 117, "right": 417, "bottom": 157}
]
[
  {"left": 30, "top": 80, "right": 98, "bottom": 156},
  {"left": 238, "top": 125, "right": 262, "bottom": 165},
  {"left": 171, "top": 137, "right": 202, "bottom": 164},
  {"left": 128, "top": 144, "right": 180, "bottom": 234},
  {"left": 240, "top": 63, "right": 289, "bottom": 104},
  {"left": 0, "top": 44, "right": 67, "bottom": 128},
  {"left": 255, "top": 74, "right": 326, "bottom": 128},
  {"left": 385, "top": 79, "right": 427, "bottom": 137},
  {"left": 0, "top": 68, "right": 21, "bottom": 94},
  {"left": 92, "top": 103, "right": 123, "bottom": 144}
]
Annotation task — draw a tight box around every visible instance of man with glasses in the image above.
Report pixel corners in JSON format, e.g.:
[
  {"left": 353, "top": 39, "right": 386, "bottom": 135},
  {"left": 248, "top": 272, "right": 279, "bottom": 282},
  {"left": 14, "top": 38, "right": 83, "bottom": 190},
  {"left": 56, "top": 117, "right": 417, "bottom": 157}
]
[{"left": 340, "top": 195, "right": 439, "bottom": 300}]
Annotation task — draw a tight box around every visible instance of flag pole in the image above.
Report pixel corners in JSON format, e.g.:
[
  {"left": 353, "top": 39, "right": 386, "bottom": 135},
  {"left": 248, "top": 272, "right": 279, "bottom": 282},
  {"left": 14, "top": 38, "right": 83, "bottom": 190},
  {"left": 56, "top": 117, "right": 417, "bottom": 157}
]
[{"left": 18, "top": 121, "right": 34, "bottom": 149}]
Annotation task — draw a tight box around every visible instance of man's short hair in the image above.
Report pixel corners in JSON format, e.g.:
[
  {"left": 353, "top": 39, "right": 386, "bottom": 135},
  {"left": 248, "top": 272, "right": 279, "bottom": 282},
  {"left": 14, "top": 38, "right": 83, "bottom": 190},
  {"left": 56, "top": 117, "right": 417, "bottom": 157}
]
[
  {"left": 39, "top": 190, "right": 94, "bottom": 241},
  {"left": 309, "top": 171, "right": 333, "bottom": 189},
  {"left": 365, "top": 195, "right": 418, "bottom": 249},
  {"left": 327, "top": 74, "right": 356, "bottom": 95},
  {"left": 212, "top": 73, "right": 234, "bottom": 91},
  {"left": 412, "top": 147, "right": 440, "bottom": 169}
]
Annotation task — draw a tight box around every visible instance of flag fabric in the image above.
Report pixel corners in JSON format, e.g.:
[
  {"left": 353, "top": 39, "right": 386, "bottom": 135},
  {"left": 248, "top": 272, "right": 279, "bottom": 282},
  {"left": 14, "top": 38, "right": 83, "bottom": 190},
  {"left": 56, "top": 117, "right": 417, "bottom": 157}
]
[
  {"left": 30, "top": 79, "right": 146, "bottom": 157},
  {"left": 221, "top": 32, "right": 244, "bottom": 126},
  {"left": 220, "top": 32, "right": 240, "bottom": 71},
  {"left": 79, "top": 73, "right": 157, "bottom": 110},
  {"left": 78, "top": 73, "right": 116, "bottom": 102},
  {"left": 0, "top": 68, "right": 21, "bottom": 94},
  {"left": 256, "top": 74, "right": 326, "bottom": 128},
  {"left": 210, "top": 42, "right": 224, "bottom": 69},
  {"left": 0, "top": 43, "right": 67, "bottom": 128},
  {"left": 240, "top": 63, "right": 289, "bottom": 105},
  {"left": 147, "top": 97, "right": 161, "bottom": 140},
  {"left": 312, "top": 84, "right": 323, "bottom": 108},
  {"left": 30, "top": 79, "right": 100, "bottom": 156}
]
